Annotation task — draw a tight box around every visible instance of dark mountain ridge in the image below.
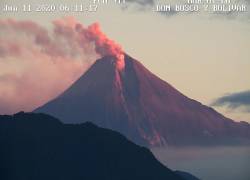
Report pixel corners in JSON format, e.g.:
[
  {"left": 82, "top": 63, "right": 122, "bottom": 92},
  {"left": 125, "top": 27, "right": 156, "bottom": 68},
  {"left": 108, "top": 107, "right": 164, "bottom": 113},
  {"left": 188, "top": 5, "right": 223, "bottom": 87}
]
[
  {"left": 0, "top": 112, "right": 195, "bottom": 180},
  {"left": 35, "top": 54, "right": 250, "bottom": 147}
]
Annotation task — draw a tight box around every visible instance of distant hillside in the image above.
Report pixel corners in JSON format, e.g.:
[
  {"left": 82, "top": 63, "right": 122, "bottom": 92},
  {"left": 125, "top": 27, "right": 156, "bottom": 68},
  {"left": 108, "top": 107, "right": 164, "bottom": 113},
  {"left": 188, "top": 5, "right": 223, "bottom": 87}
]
[{"left": 0, "top": 112, "right": 197, "bottom": 180}]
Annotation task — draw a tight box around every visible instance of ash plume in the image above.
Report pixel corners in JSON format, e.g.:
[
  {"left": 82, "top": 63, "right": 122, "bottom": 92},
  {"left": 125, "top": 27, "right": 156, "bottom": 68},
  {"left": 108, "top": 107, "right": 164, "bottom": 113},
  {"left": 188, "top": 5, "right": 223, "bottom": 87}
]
[{"left": 0, "top": 17, "right": 124, "bottom": 114}]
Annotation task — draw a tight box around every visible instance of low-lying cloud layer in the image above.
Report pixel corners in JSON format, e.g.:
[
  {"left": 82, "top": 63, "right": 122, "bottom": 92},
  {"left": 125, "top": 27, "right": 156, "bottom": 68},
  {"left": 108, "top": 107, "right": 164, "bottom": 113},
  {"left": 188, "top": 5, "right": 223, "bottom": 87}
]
[
  {"left": 212, "top": 90, "right": 250, "bottom": 112},
  {"left": 0, "top": 17, "right": 123, "bottom": 114}
]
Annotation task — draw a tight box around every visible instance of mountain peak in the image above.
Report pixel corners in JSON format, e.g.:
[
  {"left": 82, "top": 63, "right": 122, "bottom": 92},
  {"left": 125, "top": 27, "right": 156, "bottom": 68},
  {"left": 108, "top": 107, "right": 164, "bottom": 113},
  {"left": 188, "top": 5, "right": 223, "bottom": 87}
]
[
  {"left": 96, "top": 54, "right": 119, "bottom": 64},
  {"left": 95, "top": 53, "right": 136, "bottom": 71},
  {"left": 35, "top": 54, "right": 250, "bottom": 147},
  {"left": 95, "top": 53, "right": 126, "bottom": 72}
]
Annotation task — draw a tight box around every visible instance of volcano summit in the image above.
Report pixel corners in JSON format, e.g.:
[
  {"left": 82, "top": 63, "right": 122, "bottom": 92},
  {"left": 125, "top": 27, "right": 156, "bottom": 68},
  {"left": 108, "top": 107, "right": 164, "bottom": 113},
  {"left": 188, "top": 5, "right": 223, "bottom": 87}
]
[{"left": 35, "top": 54, "right": 250, "bottom": 147}]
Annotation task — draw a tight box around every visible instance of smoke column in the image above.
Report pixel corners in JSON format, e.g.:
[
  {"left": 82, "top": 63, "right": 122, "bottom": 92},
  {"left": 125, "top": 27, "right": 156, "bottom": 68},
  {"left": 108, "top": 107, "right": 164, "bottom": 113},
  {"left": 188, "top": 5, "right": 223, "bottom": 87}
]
[
  {"left": 76, "top": 22, "right": 125, "bottom": 71},
  {"left": 0, "top": 17, "right": 125, "bottom": 114}
]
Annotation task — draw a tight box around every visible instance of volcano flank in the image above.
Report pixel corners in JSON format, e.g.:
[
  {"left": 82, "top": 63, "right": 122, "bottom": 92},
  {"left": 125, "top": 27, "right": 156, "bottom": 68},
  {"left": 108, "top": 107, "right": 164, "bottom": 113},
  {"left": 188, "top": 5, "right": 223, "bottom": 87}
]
[{"left": 35, "top": 54, "right": 250, "bottom": 147}]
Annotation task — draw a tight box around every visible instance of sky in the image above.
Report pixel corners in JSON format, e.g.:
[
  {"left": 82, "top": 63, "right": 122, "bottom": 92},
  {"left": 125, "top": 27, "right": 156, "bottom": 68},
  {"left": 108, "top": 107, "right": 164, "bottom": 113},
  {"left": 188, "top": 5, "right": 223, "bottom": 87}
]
[{"left": 0, "top": 0, "right": 250, "bottom": 122}]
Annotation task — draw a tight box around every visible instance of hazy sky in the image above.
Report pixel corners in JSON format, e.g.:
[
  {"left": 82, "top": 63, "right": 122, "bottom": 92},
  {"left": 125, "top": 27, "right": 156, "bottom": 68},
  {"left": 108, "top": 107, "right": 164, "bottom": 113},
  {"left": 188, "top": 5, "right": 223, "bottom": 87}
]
[{"left": 0, "top": 0, "right": 250, "bottom": 122}]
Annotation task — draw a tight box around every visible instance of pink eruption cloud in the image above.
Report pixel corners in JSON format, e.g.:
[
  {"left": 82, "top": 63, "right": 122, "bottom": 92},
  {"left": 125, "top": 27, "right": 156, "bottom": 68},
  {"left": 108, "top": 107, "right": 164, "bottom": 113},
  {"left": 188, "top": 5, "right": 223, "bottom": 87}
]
[
  {"left": 0, "top": 17, "right": 124, "bottom": 114},
  {"left": 85, "top": 23, "right": 125, "bottom": 70}
]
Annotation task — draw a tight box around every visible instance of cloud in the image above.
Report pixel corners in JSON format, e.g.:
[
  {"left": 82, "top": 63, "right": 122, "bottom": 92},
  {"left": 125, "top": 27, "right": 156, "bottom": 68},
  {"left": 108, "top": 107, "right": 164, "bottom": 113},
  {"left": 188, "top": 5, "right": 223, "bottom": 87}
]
[
  {"left": 212, "top": 90, "right": 250, "bottom": 112},
  {"left": 127, "top": 0, "right": 154, "bottom": 6},
  {"left": 120, "top": 0, "right": 154, "bottom": 12},
  {"left": 0, "top": 17, "right": 123, "bottom": 114}
]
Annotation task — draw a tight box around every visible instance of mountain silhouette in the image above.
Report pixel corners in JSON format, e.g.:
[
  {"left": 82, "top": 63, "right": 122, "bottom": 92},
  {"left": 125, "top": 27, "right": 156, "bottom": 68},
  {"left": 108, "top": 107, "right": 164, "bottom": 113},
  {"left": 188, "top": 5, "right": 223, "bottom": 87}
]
[
  {"left": 35, "top": 54, "right": 250, "bottom": 147},
  {"left": 0, "top": 112, "right": 196, "bottom": 180},
  {"left": 175, "top": 171, "right": 200, "bottom": 180}
]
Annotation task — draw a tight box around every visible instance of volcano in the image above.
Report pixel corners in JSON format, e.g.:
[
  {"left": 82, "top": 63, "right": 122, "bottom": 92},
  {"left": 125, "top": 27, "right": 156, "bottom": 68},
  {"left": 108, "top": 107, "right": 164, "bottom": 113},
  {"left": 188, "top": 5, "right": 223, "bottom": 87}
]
[{"left": 35, "top": 54, "right": 250, "bottom": 147}]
